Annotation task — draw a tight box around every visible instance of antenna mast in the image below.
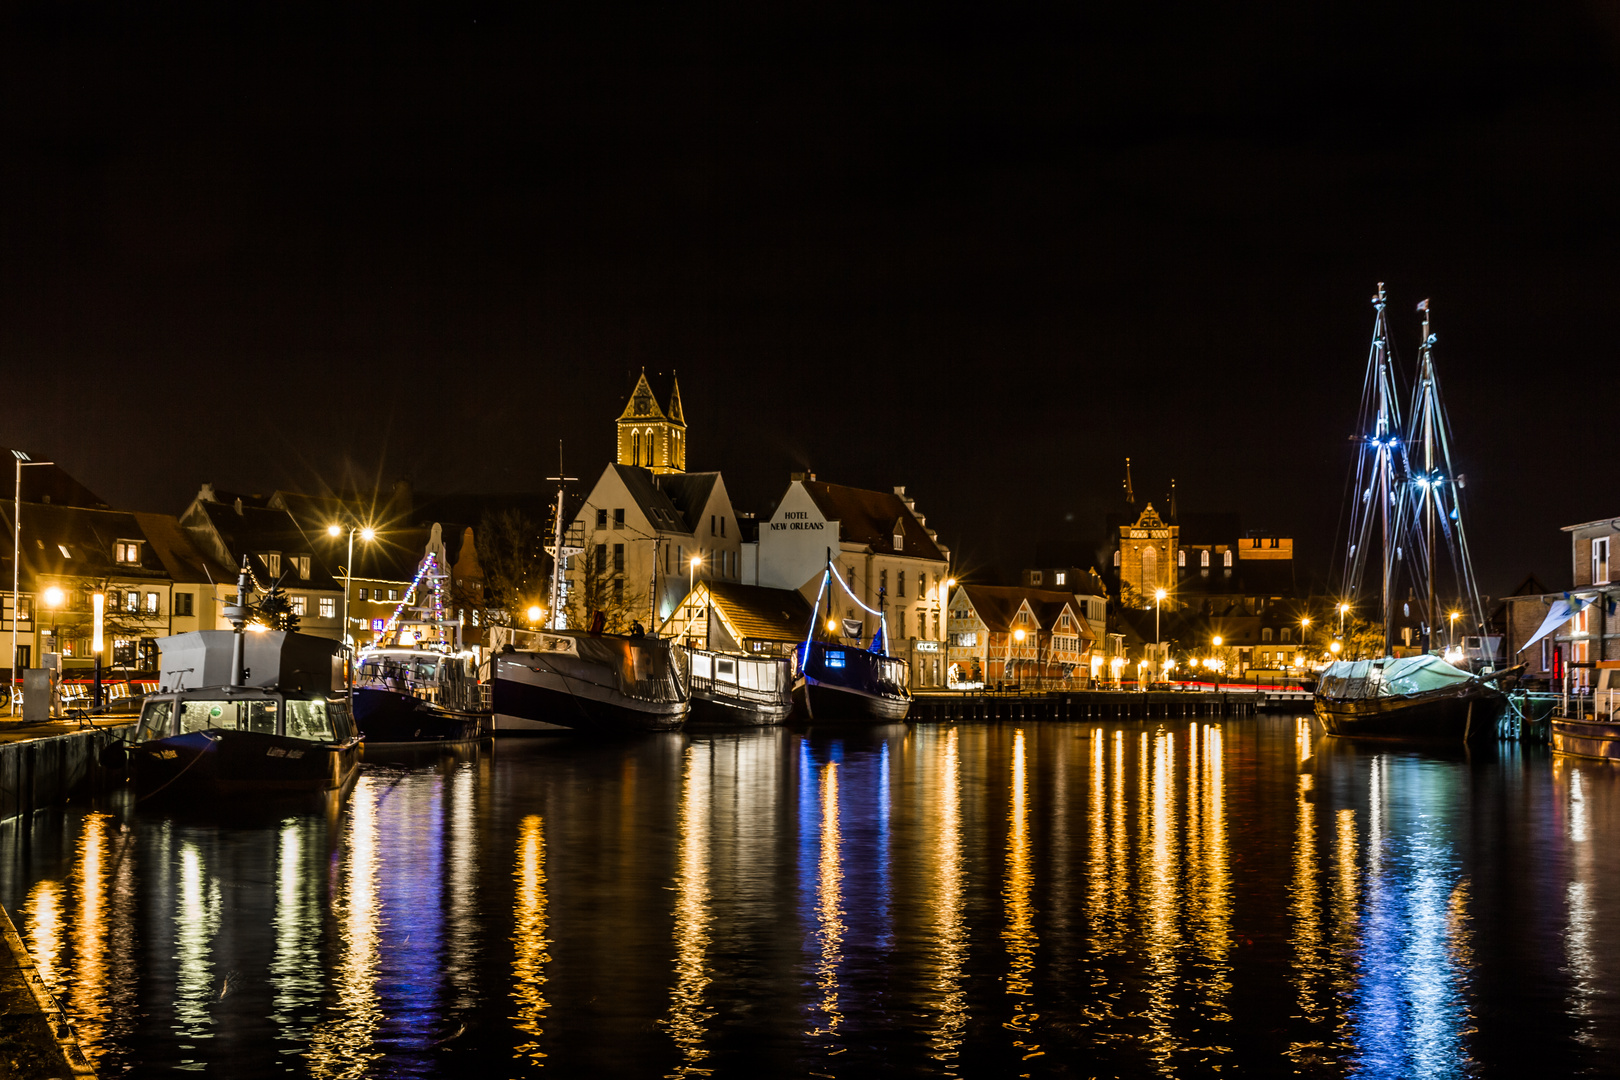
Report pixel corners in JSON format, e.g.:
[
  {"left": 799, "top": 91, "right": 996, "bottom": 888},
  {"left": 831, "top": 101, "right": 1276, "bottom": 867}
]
[{"left": 545, "top": 441, "right": 581, "bottom": 631}]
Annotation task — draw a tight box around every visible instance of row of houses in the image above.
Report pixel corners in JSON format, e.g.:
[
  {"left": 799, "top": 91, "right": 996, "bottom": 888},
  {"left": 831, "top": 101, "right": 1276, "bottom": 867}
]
[{"left": 1502, "top": 516, "right": 1619, "bottom": 693}]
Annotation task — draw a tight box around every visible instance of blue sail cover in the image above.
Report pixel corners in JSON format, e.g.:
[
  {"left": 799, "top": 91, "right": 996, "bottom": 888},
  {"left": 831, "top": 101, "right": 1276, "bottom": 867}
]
[{"left": 1318, "top": 655, "right": 1476, "bottom": 701}]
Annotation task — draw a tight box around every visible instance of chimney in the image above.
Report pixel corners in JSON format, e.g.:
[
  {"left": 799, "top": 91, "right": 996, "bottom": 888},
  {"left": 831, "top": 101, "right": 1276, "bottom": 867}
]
[
  {"left": 199, "top": 483, "right": 217, "bottom": 503},
  {"left": 234, "top": 497, "right": 244, "bottom": 516}
]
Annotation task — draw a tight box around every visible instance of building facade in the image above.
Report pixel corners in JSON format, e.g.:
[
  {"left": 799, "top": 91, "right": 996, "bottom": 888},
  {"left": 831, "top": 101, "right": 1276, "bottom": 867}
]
[
  {"left": 1505, "top": 516, "right": 1620, "bottom": 690},
  {"left": 946, "top": 584, "right": 1093, "bottom": 688}
]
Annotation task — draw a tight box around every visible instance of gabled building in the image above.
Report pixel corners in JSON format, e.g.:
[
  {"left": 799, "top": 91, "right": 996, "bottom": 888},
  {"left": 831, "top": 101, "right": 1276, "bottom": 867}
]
[
  {"left": 1020, "top": 565, "right": 1110, "bottom": 645},
  {"left": 945, "top": 584, "right": 1093, "bottom": 688},
  {"left": 661, "top": 580, "right": 815, "bottom": 656},
  {"left": 753, "top": 475, "right": 952, "bottom": 688},
  {"left": 1505, "top": 516, "right": 1620, "bottom": 690}
]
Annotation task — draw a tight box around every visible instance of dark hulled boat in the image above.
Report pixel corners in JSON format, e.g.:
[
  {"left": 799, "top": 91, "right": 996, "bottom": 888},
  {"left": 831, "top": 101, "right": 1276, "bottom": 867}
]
[
  {"left": 352, "top": 648, "right": 488, "bottom": 744},
  {"left": 492, "top": 629, "right": 688, "bottom": 734},
  {"left": 682, "top": 646, "right": 793, "bottom": 726},
  {"left": 793, "top": 639, "right": 911, "bottom": 722},
  {"left": 1314, "top": 655, "right": 1514, "bottom": 740},
  {"left": 130, "top": 614, "right": 360, "bottom": 803}
]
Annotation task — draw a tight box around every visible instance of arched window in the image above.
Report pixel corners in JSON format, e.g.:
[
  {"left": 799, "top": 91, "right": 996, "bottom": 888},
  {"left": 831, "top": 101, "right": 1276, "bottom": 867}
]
[
  {"left": 1281, "top": 627, "right": 1292, "bottom": 643},
  {"left": 1113, "top": 549, "right": 1121, "bottom": 567},
  {"left": 1222, "top": 550, "right": 1233, "bottom": 567},
  {"left": 1178, "top": 549, "right": 1186, "bottom": 568},
  {"left": 1200, "top": 550, "right": 1210, "bottom": 568},
  {"left": 648, "top": 432, "right": 658, "bottom": 463},
  {"left": 1141, "top": 546, "right": 1158, "bottom": 591},
  {"left": 631, "top": 431, "right": 642, "bottom": 466},
  {"left": 1262, "top": 628, "right": 1273, "bottom": 642}
]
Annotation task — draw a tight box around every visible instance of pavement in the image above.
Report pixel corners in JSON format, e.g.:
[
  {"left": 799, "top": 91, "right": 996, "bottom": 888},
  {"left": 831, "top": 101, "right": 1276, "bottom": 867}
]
[
  {"left": 0, "top": 715, "right": 136, "bottom": 747},
  {"left": 0, "top": 906, "right": 94, "bottom": 1078}
]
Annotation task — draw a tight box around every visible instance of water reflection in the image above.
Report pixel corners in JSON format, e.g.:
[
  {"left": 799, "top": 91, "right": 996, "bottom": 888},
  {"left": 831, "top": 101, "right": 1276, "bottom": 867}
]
[
  {"left": 1003, "top": 728, "right": 1040, "bottom": 1062},
  {"left": 308, "top": 777, "right": 383, "bottom": 1077},
  {"left": 511, "top": 812, "right": 551, "bottom": 1068},
  {"left": 928, "top": 727, "right": 968, "bottom": 1067},
  {"left": 174, "top": 841, "right": 222, "bottom": 1041},
  {"left": 807, "top": 759, "right": 844, "bottom": 1041},
  {"left": 272, "top": 820, "right": 322, "bottom": 1058},
  {"left": 664, "top": 741, "right": 715, "bottom": 1073}
]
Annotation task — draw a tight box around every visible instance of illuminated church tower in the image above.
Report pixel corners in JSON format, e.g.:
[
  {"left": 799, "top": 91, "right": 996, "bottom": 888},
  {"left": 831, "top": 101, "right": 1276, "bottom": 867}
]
[{"left": 616, "top": 371, "right": 686, "bottom": 475}]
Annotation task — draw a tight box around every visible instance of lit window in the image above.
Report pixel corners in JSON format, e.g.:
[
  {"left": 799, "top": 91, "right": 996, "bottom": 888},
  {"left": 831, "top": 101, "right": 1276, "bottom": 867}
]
[
  {"left": 144, "top": 592, "right": 159, "bottom": 614},
  {"left": 1054, "top": 572, "right": 1065, "bottom": 585},
  {"left": 1178, "top": 550, "right": 1186, "bottom": 567},
  {"left": 1595, "top": 537, "right": 1612, "bottom": 585},
  {"left": 358, "top": 588, "right": 369, "bottom": 601},
  {"left": 388, "top": 589, "right": 400, "bottom": 602},
  {"left": 291, "top": 595, "right": 307, "bottom": 616},
  {"left": 58, "top": 544, "right": 71, "bottom": 559},
  {"left": 1222, "top": 550, "right": 1232, "bottom": 568},
  {"left": 1200, "top": 550, "right": 1210, "bottom": 568},
  {"left": 1113, "top": 550, "right": 1121, "bottom": 567},
  {"left": 115, "top": 540, "right": 141, "bottom": 564},
  {"left": 266, "top": 553, "right": 281, "bottom": 576},
  {"left": 295, "top": 556, "right": 311, "bottom": 580},
  {"left": 125, "top": 590, "right": 139, "bottom": 613},
  {"left": 319, "top": 597, "right": 336, "bottom": 618}
]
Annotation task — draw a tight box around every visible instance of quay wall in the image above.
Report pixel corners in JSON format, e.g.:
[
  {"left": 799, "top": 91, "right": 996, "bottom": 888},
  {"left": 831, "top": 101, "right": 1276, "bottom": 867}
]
[{"left": 0, "top": 727, "right": 130, "bottom": 825}]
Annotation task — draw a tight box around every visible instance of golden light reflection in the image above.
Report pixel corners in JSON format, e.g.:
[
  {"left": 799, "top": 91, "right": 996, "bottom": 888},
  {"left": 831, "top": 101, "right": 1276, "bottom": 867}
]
[
  {"left": 23, "top": 878, "right": 63, "bottom": 988},
  {"left": 1141, "top": 730, "right": 1180, "bottom": 1066},
  {"left": 1290, "top": 772, "right": 1324, "bottom": 1023},
  {"left": 511, "top": 813, "right": 551, "bottom": 1067},
  {"left": 446, "top": 766, "right": 478, "bottom": 1010},
  {"left": 664, "top": 742, "right": 715, "bottom": 1073},
  {"left": 808, "top": 761, "right": 844, "bottom": 1040},
  {"left": 70, "top": 814, "right": 115, "bottom": 1060},
  {"left": 929, "top": 727, "right": 969, "bottom": 1064},
  {"left": 271, "top": 822, "right": 321, "bottom": 1050},
  {"left": 174, "top": 842, "right": 222, "bottom": 1040},
  {"left": 1191, "top": 723, "right": 1232, "bottom": 1029},
  {"left": 1329, "top": 807, "right": 1360, "bottom": 1022},
  {"left": 1003, "top": 729, "right": 1041, "bottom": 1061},
  {"left": 1085, "top": 728, "right": 1107, "bottom": 934},
  {"left": 309, "top": 779, "right": 383, "bottom": 1078},
  {"left": 1563, "top": 764, "right": 1598, "bottom": 1041}
]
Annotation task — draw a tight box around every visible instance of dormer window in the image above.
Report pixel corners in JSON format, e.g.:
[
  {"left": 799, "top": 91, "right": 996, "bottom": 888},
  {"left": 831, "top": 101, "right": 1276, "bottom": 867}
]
[
  {"left": 1054, "top": 571, "right": 1066, "bottom": 585},
  {"left": 57, "top": 544, "right": 71, "bottom": 559},
  {"left": 294, "top": 556, "right": 311, "bottom": 580},
  {"left": 893, "top": 531, "right": 904, "bottom": 551},
  {"left": 265, "top": 553, "right": 282, "bottom": 577},
  {"left": 115, "top": 540, "right": 142, "bottom": 565}
]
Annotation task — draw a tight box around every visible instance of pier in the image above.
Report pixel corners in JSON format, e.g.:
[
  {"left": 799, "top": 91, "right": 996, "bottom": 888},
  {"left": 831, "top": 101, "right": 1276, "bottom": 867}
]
[
  {"left": 910, "top": 688, "right": 1265, "bottom": 723},
  {"left": 0, "top": 719, "right": 131, "bottom": 825}
]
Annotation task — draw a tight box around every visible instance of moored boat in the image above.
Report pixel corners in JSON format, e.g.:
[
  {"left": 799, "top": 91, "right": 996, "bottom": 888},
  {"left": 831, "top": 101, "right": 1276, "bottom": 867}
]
[
  {"left": 352, "top": 648, "right": 488, "bottom": 744},
  {"left": 788, "top": 556, "right": 912, "bottom": 723},
  {"left": 681, "top": 645, "right": 793, "bottom": 726},
  {"left": 1314, "top": 655, "right": 1515, "bottom": 740},
  {"left": 492, "top": 628, "right": 688, "bottom": 734},
  {"left": 1551, "top": 668, "right": 1620, "bottom": 761}
]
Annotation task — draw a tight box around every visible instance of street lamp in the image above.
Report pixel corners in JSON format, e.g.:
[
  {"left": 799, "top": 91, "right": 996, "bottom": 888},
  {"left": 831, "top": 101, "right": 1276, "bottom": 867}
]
[
  {"left": 1300, "top": 615, "right": 1311, "bottom": 672},
  {"left": 526, "top": 605, "right": 544, "bottom": 624},
  {"left": 1338, "top": 602, "right": 1350, "bottom": 636},
  {"left": 1330, "top": 639, "right": 1343, "bottom": 655},
  {"left": 11, "top": 450, "right": 53, "bottom": 715},
  {"left": 687, "top": 555, "right": 704, "bottom": 645},
  {"left": 1013, "top": 627, "right": 1026, "bottom": 687},
  {"left": 327, "top": 522, "right": 378, "bottom": 652},
  {"left": 41, "top": 586, "right": 63, "bottom": 717},
  {"left": 1448, "top": 610, "right": 1459, "bottom": 650}
]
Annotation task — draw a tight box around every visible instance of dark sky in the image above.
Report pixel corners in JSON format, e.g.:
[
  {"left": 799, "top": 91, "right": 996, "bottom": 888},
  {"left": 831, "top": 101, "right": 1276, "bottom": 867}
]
[{"left": 3, "top": 2, "right": 1616, "bottom": 599}]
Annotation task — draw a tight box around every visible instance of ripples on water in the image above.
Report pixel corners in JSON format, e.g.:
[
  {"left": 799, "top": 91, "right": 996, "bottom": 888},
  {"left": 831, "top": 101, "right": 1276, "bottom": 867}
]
[{"left": 2, "top": 717, "right": 1616, "bottom": 1077}]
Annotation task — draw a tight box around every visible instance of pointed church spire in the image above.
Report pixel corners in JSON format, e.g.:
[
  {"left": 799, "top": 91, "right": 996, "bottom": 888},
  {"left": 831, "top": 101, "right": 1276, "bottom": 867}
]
[
  {"left": 666, "top": 372, "right": 685, "bottom": 425},
  {"left": 1123, "top": 457, "right": 1135, "bottom": 505},
  {"left": 1167, "top": 478, "right": 1178, "bottom": 524}
]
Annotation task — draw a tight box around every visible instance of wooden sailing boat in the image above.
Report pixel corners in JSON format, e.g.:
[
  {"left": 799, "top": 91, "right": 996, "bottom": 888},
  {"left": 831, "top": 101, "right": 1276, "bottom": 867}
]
[{"left": 1314, "top": 286, "right": 1517, "bottom": 740}]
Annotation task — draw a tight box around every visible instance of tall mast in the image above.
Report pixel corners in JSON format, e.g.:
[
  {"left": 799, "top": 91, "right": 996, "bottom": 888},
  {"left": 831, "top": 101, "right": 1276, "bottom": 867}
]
[
  {"left": 1373, "top": 284, "right": 1396, "bottom": 657},
  {"left": 1419, "top": 299, "right": 1437, "bottom": 652},
  {"left": 545, "top": 441, "right": 579, "bottom": 632}
]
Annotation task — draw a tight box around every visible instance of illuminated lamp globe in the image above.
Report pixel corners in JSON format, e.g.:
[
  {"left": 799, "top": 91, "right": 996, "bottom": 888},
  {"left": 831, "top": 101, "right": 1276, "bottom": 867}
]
[
  {"left": 1154, "top": 588, "right": 1166, "bottom": 603},
  {"left": 360, "top": 527, "right": 376, "bottom": 542},
  {"left": 526, "top": 605, "right": 543, "bottom": 623},
  {"left": 691, "top": 556, "right": 702, "bottom": 570},
  {"left": 1212, "top": 636, "right": 1223, "bottom": 648},
  {"left": 945, "top": 578, "right": 956, "bottom": 589},
  {"left": 43, "top": 585, "right": 65, "bottom": 608},
  {"left": 327, "top": 524, "right": 342, "bottom": 537},
  {"left": 1013, "top": 629, "right": 1026, "bottom": 642},
  {"left": 1330, "top": 640, "right": 1343, "bottom": 654},
  {"left": 827, "top": 619, "right": 839, "bottom": 634}
]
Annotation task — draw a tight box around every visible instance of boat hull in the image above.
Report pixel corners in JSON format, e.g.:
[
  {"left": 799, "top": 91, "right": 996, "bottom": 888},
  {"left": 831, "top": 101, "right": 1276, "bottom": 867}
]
[
  {"left": 131, "top": 729, "right": 360, "bottom": 801},
  {"left": 1551, "top": 715, "right": 1620, "bottom": 762},
  {"left": 1314, "top": 687, "right": 1501, "bottom": 741},
  {"left": 793, "top": 677, "right": 911, "bottom": 723},
  {"left": 493, "top": 659, "right": 687, "bottom": 734},
  {"left": 352, "top": 686, "right": 487, "bottom": 744},
  {"left": 687, "top": 689, "right": 793, "bottom": 727}
]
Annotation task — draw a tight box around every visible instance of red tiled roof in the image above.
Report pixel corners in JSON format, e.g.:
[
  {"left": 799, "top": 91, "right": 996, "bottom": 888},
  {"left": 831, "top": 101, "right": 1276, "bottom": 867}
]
[{"left": 800, "top": 481, "right": 945, "bottom": 562}]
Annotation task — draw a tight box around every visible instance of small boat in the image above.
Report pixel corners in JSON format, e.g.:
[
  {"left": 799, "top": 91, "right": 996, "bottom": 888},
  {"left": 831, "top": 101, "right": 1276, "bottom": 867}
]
[
  {"left": 789, "top": 556, "right": 911, "bottom": 722},
  {"left": 680, "top": 645, "right": 793, "bottom": 726},
  {"left": 130, "top": 563, "right": 359, "bottom": 802},
  {"left": 353, "top": 648, "right": 488, "bottom": 744},
  {"left": 1551, "top": 668, "right": 1620, "bottom": 761},
  {"left": 492, "top": 629, "right": 688, "bottom": 734},
  {"left": 1314, "top": 655, "right": 1517, "bottom": 739},
  {"left": 1314, "top": 286, "right": 1506, "bottom": 741}
]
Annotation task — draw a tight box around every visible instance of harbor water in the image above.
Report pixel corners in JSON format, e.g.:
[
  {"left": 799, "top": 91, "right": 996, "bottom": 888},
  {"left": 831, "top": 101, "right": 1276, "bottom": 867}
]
[{"left": 1, "top": 717, "right": 1616, "bottom": 1078}]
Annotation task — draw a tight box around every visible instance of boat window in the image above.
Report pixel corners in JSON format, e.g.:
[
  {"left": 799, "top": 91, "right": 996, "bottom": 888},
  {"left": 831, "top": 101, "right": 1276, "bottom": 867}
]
[
  {"left": 691, "top": 653, "right": 713, "bottom": 679},
  {"left": 413, "top": 660, "right": 438, "bottom": 680},
  {"left": 327, "top": 700, "right": 355, "bottom": 742},
  {"left": 825, "top": 650, "right": 846, "bottom": 669},
  {"left": 716, "top": 658, "right": 736, "bottom": 681},
  {"left": 136, "top": 701, "right": 173, "bottom": 742},
  {"left": 285, "top": 700, "right": 335, "bottom": 741}
]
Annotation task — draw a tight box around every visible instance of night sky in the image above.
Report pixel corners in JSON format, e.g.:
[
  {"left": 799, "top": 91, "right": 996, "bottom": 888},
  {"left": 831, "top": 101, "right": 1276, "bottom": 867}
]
[{"left": 4, "top": 2, "right": 1616, "bottom": 598}]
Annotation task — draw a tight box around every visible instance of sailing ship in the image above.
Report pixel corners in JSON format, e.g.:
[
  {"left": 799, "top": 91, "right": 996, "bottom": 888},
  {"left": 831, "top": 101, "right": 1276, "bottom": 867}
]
[
  {"left": 351, "top": 539, "right": 490, "bottom": 744},
  {"left": 791, "top": 556, "right": 911, "bottom": 722},
  {"left": 1314, "top": 286, "right": 1517, "bottom": 740},
  {"left": 129, "top": 559, "right": 361, "bottom": 802}
]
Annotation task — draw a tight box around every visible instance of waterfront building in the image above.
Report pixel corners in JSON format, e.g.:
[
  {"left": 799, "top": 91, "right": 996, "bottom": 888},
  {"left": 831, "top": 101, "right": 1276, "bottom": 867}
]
[
  {"left": 1021, "top": 565, "right": 1109, "bottom": 647},
  {"left": 1505, "top": 515, "right": 1620, "bottom": 691},
  {"left": 945, "top": 583, "right": 1093, "bottom": 687},
  {"left": 751, "top": 474, "right": 951, "bottom": 689},
  {"left": 660, "top": 580, "right": 814, "bottom": 655}
]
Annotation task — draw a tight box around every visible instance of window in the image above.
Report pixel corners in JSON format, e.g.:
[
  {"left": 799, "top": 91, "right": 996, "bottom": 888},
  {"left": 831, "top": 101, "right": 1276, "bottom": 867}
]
[
  {"left": 1262, "top": 628, "right": 1273, "bottom": 642},
  {"left": 1281, "top": 627, "right": 1292, "bottom": 643},
  {"left": 125, "top": 590, "right": 140, "bottom": 613},
  {"left": 711, "top": 514, "right": 717, "bottom": 536},
  {"left": 1178, "top": 550, "right": 1186, "bottom": 567},
  {"left": 1595, "top": 537, "right": 1611, "bottom": 585},
  {"left": 319, "top": 597, "right": 336, "bottom": 618},
  {"left": 1201, "top": 550, "right": 1210, "bottom": 568},
  {"left": 649, "top": 433, "right": 658, "bottom": 460},
  {"left": 595, "top": 544, "right": 607, "bottom": 574},
  {"left": 1222, "top": 550, "right": 1232, "bottom": 568},
  {"left": 114, "top": 638, "right": 136, "bottom": 664},
  {"left": 613, "top": 579, "right": 624, "bottom": 605},
  {"left": 849, "top": 566, "right": 856, "bottom": 592},
  {"left": 614, "top": 509, "right": 625, "bottom": 530},
  {"left": 631, "top": 431, "right": 642, "bottom": 466},
  {"left": 144, "top": 592, "right": 160, "bottom": 614},
  {"left": 1030, "top": 570, "right": 1043, "bottom": 585},
  {"left": 1054, "top": 572, "right": 1065, "bottom": 586},
  {"left": 388, "top": 589, "right": 401, "bottom": 602},
  {"left": 597, "top": 508, "right": 608, "bottom": 529},
  {"left": 899, "top": 610, "right": 907, "bottom": 638},
  {"left": 1141, "top": 546, "right": 1158, "bottom": 589},
  {"left": 295, "top": 556, "right": 311, "bottom": 580},
  {"left": 1113, "top": 550, "right": 1121, "bottom": 567},
  {"left": 894, "top": 531, "right": 904, "bottom": 552},
  {"left": 291, "top": 595, "right": 307, "bottom": 616},
  {"left": 58, "top": 544, "right": 72, "bottom": 559},
  {"left": 14, "top": 596, "right": 32, "bottom": 621},
  {"left": 115, "top": 540, "right": 141, "bottom": 564},
  {"left": 613, "top": 544, "right": 625, "bottom": 572},
  {"left": 266, "top": 553, "right": 281, "bottom": 576},
  {"left": 721, "top": 517, "right": 726, "bottom": 538},
  {"left": 174, "top": 592, "right": 193, "bottom": 617},
  {"left": 664, "top": 544, "right": 671, "bottom": 574},
  {"left": 358, "top": 588, "right": 369, "bottom": 601},
  {"left": 898, "top": 571, "right": 906, "bottom": 598},
  {"left": 677, "top": 544, "right": 684, "bottom": 564}
]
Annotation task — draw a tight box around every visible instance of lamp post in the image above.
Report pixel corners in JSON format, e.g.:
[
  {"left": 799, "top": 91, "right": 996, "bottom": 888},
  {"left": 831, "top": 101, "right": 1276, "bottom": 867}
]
[
  {"left": 42, "top": 586, "right": 63, "bottom": 717},
  {"left": 1012, "top": 627, "right": 1026, "bottom": 688},
  {"left": 685, "top": 555, "right": 703, "bottom": 645},
  {"left": 10, "top": 451, "right": 53, "bottom": 715},
  {"left": 1448, "top": 610, "right": 1459, "bottom": 652},
  {"left": 1300, "top": 615, "right": 1311, "bottom": 674},
  {"left": 1338, "top": 602, "right": 1350, "bottom": 637},
  {"left": 92, "top": 590, "right": 105, "bottom": 711},
  {"left": 1154, "top": 587, "right": 1167, "bottom": 684},
  {"left": 327, "top": 523, "right": 377, "bottom": 653}
]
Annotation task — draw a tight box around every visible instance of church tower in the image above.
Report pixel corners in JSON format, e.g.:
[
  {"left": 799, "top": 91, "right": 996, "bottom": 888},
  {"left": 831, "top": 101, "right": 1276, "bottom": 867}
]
[{"left": 616, "top": 371, "right": 687, "bottom": 475}]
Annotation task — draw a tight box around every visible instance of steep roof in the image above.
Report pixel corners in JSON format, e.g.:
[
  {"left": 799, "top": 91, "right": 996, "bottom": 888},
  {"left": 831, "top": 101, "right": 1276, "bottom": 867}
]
[
  {"left": 959, "top": 584, "right": 1088, "bottom": 641},
  {"left": 192, "top": 502, "right": 341, "bottom": 590},
  {"left": 0, "top": 503, "right": 168, "bottom": 581},
  {"left": 134, "top": 512, "right": 233, "bottom": 586},
  {"left": 801, "top": 481, "right": 945, "bottom": 562},
  {"left": 611, "top": 464, "right": 689, "bottom": 532},
  {"left": 708, "top": 581, "right": 814, "bottom": 643},
  {"left": 655, "top": 472, "right": 719, "bottom": 533}
]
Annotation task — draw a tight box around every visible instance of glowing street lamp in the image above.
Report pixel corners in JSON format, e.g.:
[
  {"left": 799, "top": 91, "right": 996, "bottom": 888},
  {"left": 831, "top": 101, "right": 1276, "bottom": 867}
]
[
  {"left": 526, "top": 605, "right": 544, "bottom": 624},
  {"left": 1330, "top": 639, "right": 1343, "bottom": 655},
  {"left": 328, "top": 522, "right": 379, "bottom": 651},
  {"left": 1012, "top": 627, "right": 1026, "bottom": 685},
  {"left": 1448, "top": 610, "right": 1459, "bottom": 650},
  {"left": 1338, "top": 602, "right": 1350, "bottom": 636},
  {"left": 1154, "top": 587, "right": 1167, "bottom": 648},
  {"left": 1299, "top": 615, "right": 1311, "bottom": 671}
]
